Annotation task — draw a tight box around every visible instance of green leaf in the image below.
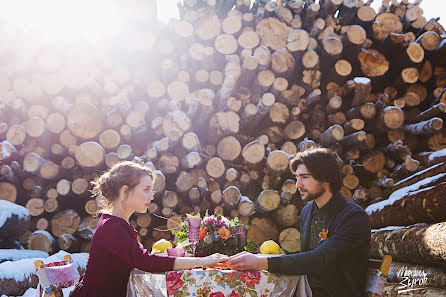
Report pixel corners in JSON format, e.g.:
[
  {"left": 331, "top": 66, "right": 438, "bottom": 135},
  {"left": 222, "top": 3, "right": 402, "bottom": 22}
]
[
  {"left": 208, "top": 270, "right": 218, "bottom": 276},
  {"left": 181, "top": 292, "right": 190, "bottom": 297},
  {"left": 248, "top": 290, "right": 258, "bottom": 297},
  {"left": 174, "top": 292, "right": 183, "bottom": 297}
]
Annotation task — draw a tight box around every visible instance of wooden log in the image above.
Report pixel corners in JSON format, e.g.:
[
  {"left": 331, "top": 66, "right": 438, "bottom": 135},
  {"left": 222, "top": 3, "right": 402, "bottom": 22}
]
[
  {"left": 378, "top": 106, "right": 405, "bottom": 130},
  {"left": 242, "top": 140, "right": 265, "bottom": 166},
  {"left": 58, "top": 233, "right": 80, "bottom": 253},
  {"left": 392, "top": 161, "right": 446, "bottom": 195},
  {"left": 175, "top": 171, "right": 195, "bottom": 193},
  {"left": 266, "top": 150, "right": 290, "bottom": 175},
  {"left": 352, "top": 77, "right": 372, "bottom": 107},
  {"left": 222, "top": 186, "right": 241, "bottom": 209},
  {"left": 371, "top": 222, "right": 446, "bottom": 268},
  {"left": 357, "top": 49, "right": 390, "bottom": 77},
  {"left": 274, "top": 203, "right": 299, "bottom": 227},
  {"left": 287, "top": 29, "right": 309, "bottom": 54},
  {"left": 215, "top": 34, "right": 238, "bottom": 55},
  {"left": 393, "top": 154, "right": 420, "bottom": 177},
  {"left": 416, "top": 31, "right": 441, "bottom": 52},
  {"left": 162, "top": 191, "right": 179, "bottom": 210},
  {"left": 222, "top": 15, "right": 242, "bottom": 35},
  {"left": 367, "top": 174, "right": 446, "bottom": 228},
  {"left": 51, "top": 209, "right": 81, "bottom": 238},
  {"left": 404, "top": 118, "right": 443, "bottom": 136},
  {"left": 360, "top": 150, "right": 386, "bottom": 174},
  {"left": 247, "top": 216, "right": 279, "bottom": 246},
  {"left": 372, "top": 12, "right": 403, "bottom": 41},
  {"left": 238, "top": 195, "right": 255, "bottom": 217},
  {"left": 0, "top": 140, "right": 17, "bottom": 164},
  {"left": 26, "top": 198, "right": 45, "bottom": 217},
  {"left": 23, "top": 152, "right": 43, "bottom": 175},
  {"left": 253, "top": 45, "right": 271, "bottom": 71},
  {"left": 28, "top": 230, "right": 58, "bottom": 253},
  {"left": 67, "top": 103, "right": 104, "bottom": 139},
  {"left": 252, "top": 69, "right": 275, "bottom": 94},
  {"left": 195, "top": 11, "right": 221, "bottom": 41},
  {"left": 320, "top": 125, "right": 344, "bottom": 146},
  {"left": 166, "top": 215, "right": 182, "bottom": 232},
  {"left": 217, "top": 136, "right": 241, "bottom": 161},
  {"left": 74, "top": 141, "right": 105, "bottom": 168},
  {"left": 256, "top": 189, "right": 281, "bottom": 213},
  {"left": 279, "top": 228, "right": 300, "bottom": 253},
  {"left": 382, "top": 283, "right": 446, "bottom": 296},
  {"left": 0, "top": 200, "right": 30, "bottom": 238},
  {"left": 283, "top": 120, "right": 305, "bottom": 140},
  {"left": 0, "top": 182, "right": 17, "bottom": 203},
  {"left": 386, "top": 261, "right": 446, "bottom": 290},
  {"left": 415, "top": 103, "right": 445, "bottom": 122},
  {"left": 238, "top": 30, "right": 260, "bottom": 50},
  {"left": 256, "top": 17, "right": 293, "bottom": 51},
  {"left": 271, "top": 48, "right": 295, "bottom": 80}
]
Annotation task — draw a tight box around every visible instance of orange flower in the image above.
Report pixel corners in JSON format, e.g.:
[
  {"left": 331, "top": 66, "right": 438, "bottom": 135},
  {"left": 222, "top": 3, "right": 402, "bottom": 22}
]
[
  {"left": 218, "top": 227, "right": 230, "bottom": 240},
  {"left": 199, "top": 227, "right": 208, "bottom": 241},
  {"left": 319, "top": 229, "right": 328, "bottom": 241}
]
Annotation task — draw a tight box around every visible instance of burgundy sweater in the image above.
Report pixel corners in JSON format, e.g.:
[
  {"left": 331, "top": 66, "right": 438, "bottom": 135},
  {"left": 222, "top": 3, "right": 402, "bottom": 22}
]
[{"left": 70, "top": 214, "right": 176, "bottom": 297}]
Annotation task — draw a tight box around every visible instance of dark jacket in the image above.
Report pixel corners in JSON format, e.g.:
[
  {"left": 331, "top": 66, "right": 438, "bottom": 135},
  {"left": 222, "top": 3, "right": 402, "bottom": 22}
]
[{"left": 268, "top": 192, "right": 371, "bottom": 297}]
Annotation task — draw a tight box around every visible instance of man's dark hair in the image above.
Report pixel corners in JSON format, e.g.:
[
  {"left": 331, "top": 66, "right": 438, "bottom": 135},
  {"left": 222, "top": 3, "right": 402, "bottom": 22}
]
[{"left": 289, "top": 146, "right": 342, "bottom": 193}]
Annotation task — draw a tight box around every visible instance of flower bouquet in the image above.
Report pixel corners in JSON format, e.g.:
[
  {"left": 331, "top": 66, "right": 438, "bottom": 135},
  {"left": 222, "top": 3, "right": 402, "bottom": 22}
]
[{"left": 172, "top": 212, "right": 256, "bottom": 257}]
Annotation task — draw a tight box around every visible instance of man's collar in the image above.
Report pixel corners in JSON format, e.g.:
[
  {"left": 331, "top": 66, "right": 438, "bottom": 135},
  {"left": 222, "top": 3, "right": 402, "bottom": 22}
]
[{"left": 312, "top": 192, "right": 343, "bottom": 215}]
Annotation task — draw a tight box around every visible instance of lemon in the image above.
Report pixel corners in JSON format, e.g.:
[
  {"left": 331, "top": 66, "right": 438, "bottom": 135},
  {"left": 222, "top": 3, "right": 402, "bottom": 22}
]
[
  {"left": 260, "top": 240, "right": 280, "bottom": 254},
  {"left": 152, "top": 239, "right": 172, "bottom": 253},
  {"left": 151, "top": 248, "right": 162, "bottom": 254}
]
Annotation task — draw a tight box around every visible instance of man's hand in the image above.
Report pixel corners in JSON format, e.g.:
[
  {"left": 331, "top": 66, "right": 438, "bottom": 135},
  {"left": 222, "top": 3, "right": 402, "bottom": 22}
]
[{"left": 224, "top": 252, "right": 268, "bottom": 271}]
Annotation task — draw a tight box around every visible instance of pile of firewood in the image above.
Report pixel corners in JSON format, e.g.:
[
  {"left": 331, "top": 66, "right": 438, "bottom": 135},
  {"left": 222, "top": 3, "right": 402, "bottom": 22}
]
[{"left": 0, "top": 0, "right": 446, "bottom": 294}]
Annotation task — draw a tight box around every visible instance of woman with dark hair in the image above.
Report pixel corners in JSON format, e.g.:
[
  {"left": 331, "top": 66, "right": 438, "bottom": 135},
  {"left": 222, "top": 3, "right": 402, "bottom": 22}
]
[{"left": 70, "top": 161, "right": 225, "bottom": 297}]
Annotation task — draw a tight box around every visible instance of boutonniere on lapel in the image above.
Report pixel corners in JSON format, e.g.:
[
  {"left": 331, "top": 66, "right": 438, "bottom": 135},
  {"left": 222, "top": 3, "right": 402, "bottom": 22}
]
[{"left": 319, "top": 229, "right": 334, "bottom": 241}]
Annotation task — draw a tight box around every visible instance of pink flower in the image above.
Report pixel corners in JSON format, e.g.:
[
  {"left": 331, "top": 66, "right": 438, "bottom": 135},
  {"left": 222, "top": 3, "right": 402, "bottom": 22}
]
[
  {"left": 166, "top": 272, "right": 183, "bottom": 296},
  {"left": 230, "top": 290, "right": 241, "bottom": 297},
  {"left": 239, "top": 271, "right": 261, "bottom": 287},
  {"left": 210, "top": 293, "right": 225, "bottom": 297}
]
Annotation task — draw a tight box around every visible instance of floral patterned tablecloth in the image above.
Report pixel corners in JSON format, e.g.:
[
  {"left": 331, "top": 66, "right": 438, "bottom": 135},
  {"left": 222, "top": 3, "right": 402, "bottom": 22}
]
[{"left": 132, "top": 268, "right": 301, "bottom": 297}]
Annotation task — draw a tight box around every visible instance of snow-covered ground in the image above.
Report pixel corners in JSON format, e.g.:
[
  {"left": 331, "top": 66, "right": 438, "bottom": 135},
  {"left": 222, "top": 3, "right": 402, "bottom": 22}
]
[
  {"left": 0, "top": 250, "right": 88, "bottom": 297},
  {"left": 1, "top": 286, "right": 75, "bottom": 297}
]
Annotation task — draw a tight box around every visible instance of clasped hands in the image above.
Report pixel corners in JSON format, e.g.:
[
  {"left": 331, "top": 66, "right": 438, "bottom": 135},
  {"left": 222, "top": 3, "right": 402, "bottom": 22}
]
[{"left": 201, "top": 251, "right": 268, "bottom": 271}]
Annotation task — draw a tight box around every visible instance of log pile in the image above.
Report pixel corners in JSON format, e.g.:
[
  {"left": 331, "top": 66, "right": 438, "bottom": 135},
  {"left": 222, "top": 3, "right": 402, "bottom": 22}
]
[{"left": 0, "top": 0, "right": 445, "bottom": 281}]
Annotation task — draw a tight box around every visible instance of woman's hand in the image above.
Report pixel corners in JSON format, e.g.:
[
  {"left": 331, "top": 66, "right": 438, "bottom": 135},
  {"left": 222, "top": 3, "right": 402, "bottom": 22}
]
[{"left": 200, "top": 253, "right": 229, "bottom": 268}]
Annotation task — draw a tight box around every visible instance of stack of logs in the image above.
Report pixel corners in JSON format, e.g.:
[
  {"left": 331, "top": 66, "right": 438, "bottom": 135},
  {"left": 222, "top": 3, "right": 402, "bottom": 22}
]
[{"left": 0, "top": 0, "right": 446, "bottom": 295}]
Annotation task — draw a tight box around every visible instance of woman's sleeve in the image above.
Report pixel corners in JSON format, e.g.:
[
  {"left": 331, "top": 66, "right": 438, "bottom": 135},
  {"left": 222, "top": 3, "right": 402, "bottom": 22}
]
[{"left": 97, "top": 221, "right": 176, "bottom": 272}]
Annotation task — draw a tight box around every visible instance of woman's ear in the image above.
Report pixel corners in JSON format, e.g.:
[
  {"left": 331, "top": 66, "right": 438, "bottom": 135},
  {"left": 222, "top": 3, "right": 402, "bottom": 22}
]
[{"left": 120, "top": 185, "right": 129, "bottom": 200}]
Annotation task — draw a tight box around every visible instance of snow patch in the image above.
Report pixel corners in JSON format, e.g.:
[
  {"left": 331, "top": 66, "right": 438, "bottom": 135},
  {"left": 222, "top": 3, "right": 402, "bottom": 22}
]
[
  {"left": 0, "top": 200, "right": 29, "bottom": 228},
  {"left": 365, "top": 173, "right": 446, "bottom": 214},
  {"left": 0, "top": 249, "right": 48, "bottom": 262},
  {"left": 354, "top": 77, "right": 371, "bottom": 84},
  {"left": 393, "top": 162, "right": 443, "bottom": 187},
  {"left": 428, "top": 148, "right": 446, "bottom": 162},
  {"left": 371, "top": 223, "right": 425, "bottom": 233},
  {"left": 0, "top": 250, "right": 88, "bottom": 282}
]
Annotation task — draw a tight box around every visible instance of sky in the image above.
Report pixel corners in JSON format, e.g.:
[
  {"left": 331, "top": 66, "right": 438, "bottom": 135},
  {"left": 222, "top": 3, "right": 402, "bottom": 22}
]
[{"left": 156, "top": 0, "right": 446, "bottom": 27}]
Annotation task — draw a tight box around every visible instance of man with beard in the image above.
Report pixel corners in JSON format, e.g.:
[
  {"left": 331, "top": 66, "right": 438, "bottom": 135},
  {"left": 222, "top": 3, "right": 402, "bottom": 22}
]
[{"left": 224, "top": 147, "right": 371, "bottom": 297}]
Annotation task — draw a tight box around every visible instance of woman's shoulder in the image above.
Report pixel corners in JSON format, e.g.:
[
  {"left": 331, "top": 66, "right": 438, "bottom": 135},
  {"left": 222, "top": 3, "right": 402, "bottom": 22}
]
[{"left": 95, "top": 214, "right": 135, "bottom": 237}]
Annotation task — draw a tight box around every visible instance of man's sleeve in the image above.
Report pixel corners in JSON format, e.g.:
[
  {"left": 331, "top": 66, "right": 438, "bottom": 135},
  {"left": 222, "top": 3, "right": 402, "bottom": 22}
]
[{"left": 267, "top": 210, "right": 370, "bottom": 275}]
